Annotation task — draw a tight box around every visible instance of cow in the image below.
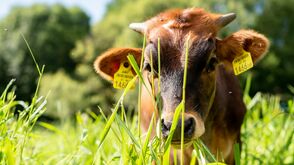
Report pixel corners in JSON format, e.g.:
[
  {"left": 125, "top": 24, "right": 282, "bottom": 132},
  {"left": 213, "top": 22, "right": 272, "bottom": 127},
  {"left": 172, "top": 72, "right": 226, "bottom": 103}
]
[{"left": 94, "top": 8, "right": 269, "bottom": 164}]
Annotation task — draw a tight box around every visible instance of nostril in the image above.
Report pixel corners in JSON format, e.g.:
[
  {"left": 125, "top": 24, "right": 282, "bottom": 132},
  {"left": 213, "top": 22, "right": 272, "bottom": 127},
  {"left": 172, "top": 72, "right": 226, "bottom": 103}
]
[
  {"left": 161, "top": 119, "right": 171, "bottom": 132},
  {"left": 184, "top": 118, "right": 195, "bottom": 136},
  {"left": 161, "top": 119, "right": 167, "bottom": 130}
]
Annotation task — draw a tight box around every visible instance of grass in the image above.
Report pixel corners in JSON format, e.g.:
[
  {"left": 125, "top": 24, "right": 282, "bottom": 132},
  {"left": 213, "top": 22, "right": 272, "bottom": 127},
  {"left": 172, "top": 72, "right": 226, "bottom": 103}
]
[
  {"left": 0, "top": 37, "right": 293, "bottom": 165},
  {"left": 0, "top": 77, "right": 293, "bottom": 165}
]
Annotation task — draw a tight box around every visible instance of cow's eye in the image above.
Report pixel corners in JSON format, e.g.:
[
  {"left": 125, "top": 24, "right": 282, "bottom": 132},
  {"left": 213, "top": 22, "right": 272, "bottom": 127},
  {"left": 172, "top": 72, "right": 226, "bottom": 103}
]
[{"left": 206, "top": 57, "right": 218, "bottom": 72}]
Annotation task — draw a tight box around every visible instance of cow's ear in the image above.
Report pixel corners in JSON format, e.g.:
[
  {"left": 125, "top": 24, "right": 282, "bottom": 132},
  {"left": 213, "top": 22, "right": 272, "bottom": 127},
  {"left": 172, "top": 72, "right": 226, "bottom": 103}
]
[
  {"left": 216, "top": 30, "right": 270, "bottom": 66},
  {"left": 94, "top": 48, "right": 142, "bottom": 82}
]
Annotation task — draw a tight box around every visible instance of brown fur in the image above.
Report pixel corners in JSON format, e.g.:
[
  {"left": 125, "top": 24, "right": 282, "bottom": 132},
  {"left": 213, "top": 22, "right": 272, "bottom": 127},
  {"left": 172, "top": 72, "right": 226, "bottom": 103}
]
[
  {"left": 94, "top": 8, "right": 269, "bottom": 164},
  {"left": 216, "top": 30, "right": 270, "bottom": 64}
]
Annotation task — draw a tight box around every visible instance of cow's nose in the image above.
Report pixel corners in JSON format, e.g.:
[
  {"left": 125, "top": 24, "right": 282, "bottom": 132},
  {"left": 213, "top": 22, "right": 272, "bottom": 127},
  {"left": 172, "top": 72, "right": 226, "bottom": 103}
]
[
  {"left": 161, "top": 117, "right": 195, "bottom": 140},
  {"left": 161, "top": 119, "right": 171, "bottom": 136}
]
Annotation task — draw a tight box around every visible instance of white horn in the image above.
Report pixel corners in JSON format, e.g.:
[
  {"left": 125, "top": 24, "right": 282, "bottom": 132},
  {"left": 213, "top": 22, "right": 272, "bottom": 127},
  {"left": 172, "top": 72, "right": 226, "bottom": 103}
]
[{"left": 129, "top": 22, "right": 146, "bottom": 34}]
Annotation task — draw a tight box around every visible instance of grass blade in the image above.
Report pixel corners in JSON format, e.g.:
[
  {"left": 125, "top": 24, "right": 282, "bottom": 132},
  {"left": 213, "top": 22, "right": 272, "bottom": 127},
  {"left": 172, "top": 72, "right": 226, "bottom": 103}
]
[
  {"left": 138, "top": 112, "right": 155, "bottom": 164},
  {"left": 39, "top": 122, "right": 63, "bottom": 135},
  {"left": 234, "top": 143, "right": 241, "bottom": 165},
  {"left": 164, "top": 101, "right": 184, "bottom": 152},
  {"left": 92, "top": 76, "right": 137, "bottom": 165},
  {"left": 127, "top": 55, "right": 146, "bottom": 88},
  {"left": 195, "top": 139, "right": 217, "bottom": 162},
  {"left": 114, "top": 114, "right": 140, "bottom": 148},
  {"left": 163, "top": 101, "right": 184, "bottom": 165},
  {"left": 0, "top": 79, "right": 16, "bottom": 101},
  {"left": 190, "top": 150, "right": 197, "bottom": 165},
  {"left": 163, "top": 145, "right": 171, "bottom": 165},
  {"left": 21, "top": 34, "right": 41, "bottom": 76}
]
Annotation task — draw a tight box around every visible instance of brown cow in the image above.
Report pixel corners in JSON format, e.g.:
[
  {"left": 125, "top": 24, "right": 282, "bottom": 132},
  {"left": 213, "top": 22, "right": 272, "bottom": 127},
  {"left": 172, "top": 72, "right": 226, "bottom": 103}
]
[{"left": 94, "top": 8, "right": 269, "bottom": 164}]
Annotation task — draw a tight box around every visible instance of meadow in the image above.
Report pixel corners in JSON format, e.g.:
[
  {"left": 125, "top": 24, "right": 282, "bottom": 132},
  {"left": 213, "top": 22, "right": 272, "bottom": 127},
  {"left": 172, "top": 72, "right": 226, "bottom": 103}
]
[{"left": 0, "top": 70, "right": 293, "bottom": 165}]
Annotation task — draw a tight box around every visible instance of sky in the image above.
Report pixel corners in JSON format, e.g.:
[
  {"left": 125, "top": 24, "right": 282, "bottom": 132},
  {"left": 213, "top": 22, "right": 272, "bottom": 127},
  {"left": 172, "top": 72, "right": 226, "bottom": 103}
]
[{"left": 0, "top": 0, "right": 112, "bottom": 23}]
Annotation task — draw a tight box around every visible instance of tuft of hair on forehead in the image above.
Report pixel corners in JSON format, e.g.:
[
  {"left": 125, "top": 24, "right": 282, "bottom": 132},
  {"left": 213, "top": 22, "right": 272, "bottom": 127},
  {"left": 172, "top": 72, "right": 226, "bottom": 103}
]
[
  {"left": 157, "top": 8, "right": 206, "bottom": 18},
  {"left": 182, "top": 8, "right": 207, "bottom": 16},
  {"left": 155, "top": 8, "right": 210, "bottom": 22}
]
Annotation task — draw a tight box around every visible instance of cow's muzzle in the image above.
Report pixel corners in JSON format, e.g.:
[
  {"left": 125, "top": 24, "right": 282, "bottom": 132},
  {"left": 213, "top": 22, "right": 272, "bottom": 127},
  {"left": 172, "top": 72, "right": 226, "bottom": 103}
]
[{"left": 160, "top": 113, "right": 205, "bottom": 146}]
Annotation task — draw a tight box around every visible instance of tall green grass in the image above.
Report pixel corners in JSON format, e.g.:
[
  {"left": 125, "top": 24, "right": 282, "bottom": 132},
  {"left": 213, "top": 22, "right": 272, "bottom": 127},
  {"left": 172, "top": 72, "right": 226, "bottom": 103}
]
[
  {"left": 241, "top": 76, "right": 294, "bottom": 165},
  {"left": 0, "top": 36, "right": 293, "bottom": 164},
  {"left": 0, "top": 76, "right": 293, "bottom": 164}
]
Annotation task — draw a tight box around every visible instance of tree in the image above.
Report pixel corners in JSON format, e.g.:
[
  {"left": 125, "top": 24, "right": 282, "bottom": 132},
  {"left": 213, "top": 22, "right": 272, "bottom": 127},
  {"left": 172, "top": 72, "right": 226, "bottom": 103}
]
[
  {"left": 0, "top": 4, "right": 90, "bottom": 100},
  {"left": 252, "top": 0, "right": 294, "bottom": 94}
]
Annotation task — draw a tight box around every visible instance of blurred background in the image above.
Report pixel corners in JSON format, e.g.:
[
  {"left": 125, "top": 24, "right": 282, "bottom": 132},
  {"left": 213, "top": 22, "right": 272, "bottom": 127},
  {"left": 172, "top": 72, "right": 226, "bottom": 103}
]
[{"left": 0, "top": 0, "right": 293, "bottom": 120}]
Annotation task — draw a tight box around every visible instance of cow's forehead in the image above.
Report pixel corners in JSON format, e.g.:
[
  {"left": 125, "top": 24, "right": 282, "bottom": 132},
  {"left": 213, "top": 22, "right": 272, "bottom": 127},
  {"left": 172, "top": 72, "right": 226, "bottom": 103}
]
[
  {"left": 149, "top": 8, "right": 208, "bottom": 22},
  {"left": 146, "top": 8, "right": 218, "bottom": 42}
]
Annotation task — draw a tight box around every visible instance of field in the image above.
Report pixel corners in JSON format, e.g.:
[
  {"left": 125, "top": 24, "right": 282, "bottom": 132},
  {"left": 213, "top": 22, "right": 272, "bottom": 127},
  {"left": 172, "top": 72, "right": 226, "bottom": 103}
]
[{"left": 0, "top": 75, "right": 293, "bottom": 165}]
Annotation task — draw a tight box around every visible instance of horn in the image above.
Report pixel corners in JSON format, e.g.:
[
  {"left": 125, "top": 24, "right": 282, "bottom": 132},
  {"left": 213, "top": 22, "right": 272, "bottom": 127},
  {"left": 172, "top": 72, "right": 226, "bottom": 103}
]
[
  {"left": 216, "top": 13, "right": 236, "bottom": 28},
  {"left": 129, "top": 22, "right": 146, "bottom": 34}
]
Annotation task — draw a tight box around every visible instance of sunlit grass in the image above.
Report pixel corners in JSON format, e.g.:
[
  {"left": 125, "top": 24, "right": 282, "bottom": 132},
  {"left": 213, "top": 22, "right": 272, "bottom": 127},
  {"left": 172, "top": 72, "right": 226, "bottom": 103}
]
[{"left": 1, "top": 78, "right": 293, "bottom": 164}]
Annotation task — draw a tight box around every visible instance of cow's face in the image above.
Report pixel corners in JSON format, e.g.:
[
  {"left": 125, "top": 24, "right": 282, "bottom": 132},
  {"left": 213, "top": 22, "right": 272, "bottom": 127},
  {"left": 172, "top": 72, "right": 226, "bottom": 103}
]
[
  {"left": 131, "top": 9, "right": 237, "bottom": 143},
  {"left": 94, "top": 8, "right": 269, "bottom": 146}
]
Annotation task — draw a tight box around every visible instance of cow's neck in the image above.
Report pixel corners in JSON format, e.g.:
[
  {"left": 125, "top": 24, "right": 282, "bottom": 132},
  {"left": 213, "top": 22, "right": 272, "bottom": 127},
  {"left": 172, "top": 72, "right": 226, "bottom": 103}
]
[{"left": 200, "top": 64, "right": 246, "bottom": 163}]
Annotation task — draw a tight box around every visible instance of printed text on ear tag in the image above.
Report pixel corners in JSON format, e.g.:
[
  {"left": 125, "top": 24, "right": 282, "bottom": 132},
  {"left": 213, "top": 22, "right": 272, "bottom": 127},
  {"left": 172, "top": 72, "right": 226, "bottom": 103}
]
[
  {"left": 232, "top": 50, "right": 253, "bottom": 75},
  {"left": 113, "top": 60, "right": 135, "bottom": 89}
]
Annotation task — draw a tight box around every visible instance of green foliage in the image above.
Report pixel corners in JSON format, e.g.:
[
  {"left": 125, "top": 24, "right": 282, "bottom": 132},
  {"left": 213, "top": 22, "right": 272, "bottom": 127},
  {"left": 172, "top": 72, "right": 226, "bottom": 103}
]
[
  {"left": 40, "top": 71, "right": 88, "bottom": 119},
  {"left": 39, "top": 69, "right": 116, "bottom": 119},
  {"left": 0, "top": 78, "right": 293, "bottom": 164},
  {"left": 0, "top": 4, "right": 90, "bottom": 100},
  {"left": 0, "top": 76, "right": 46, "bottom": 164},
  {"left": 242, "top": 94, "right": 294, "bottom": 164},
  {"left": 251, "top": 0, "right": 294, "bottom": 94}
]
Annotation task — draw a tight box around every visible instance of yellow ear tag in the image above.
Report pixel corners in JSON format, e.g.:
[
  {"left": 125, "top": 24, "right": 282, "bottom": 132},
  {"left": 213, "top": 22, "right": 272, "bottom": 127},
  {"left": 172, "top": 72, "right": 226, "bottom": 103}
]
[
  {"left": 232, "top": 50, "right": 253, "bottom": 75},
  {"left": 113, "top": 60, "right": 134, "bottom": 89}
]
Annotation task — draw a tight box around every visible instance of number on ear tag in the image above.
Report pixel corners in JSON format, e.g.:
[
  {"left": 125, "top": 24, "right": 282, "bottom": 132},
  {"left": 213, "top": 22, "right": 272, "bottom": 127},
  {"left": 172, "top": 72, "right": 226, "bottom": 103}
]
[
  {"left": 232, "top": 50, "right": 253, "bottom": 75},
  {"left": 113, "top": 61, "right": 134, "bottom": 89}
]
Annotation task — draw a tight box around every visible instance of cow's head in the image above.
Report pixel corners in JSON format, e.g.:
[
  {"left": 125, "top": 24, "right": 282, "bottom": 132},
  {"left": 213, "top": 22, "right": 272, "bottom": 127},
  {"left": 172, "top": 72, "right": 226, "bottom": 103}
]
[{"left": 94, "top": 8, "right": 269, "bottom": 146}]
